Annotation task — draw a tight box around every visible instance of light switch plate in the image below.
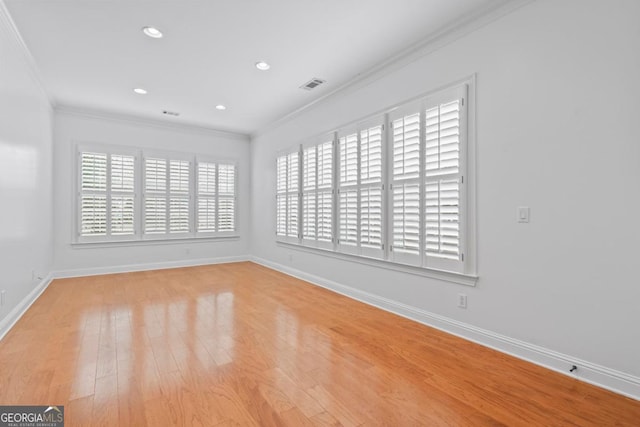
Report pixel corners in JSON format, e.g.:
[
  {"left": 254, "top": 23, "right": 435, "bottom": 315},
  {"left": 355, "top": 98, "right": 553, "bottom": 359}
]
[{"left": 517, "top": 206, "right": 530, "bottom": 223}]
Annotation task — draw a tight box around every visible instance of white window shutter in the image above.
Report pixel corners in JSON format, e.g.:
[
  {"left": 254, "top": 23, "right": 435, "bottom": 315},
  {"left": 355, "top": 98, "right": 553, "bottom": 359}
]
[
  {"left": 359, "top": 125, "right": 383, "bottom": 255},
  {"left": 80, "top": 152, "right": 107, "bottom": 236},
  {"left": 111, "top": 155, "right": 134, "bottom": 192},
  {"left": 197, "top": 162, "right": 216, "bottom": 232},
  {"left": 81, "top": 152, "right": 107, "bottom": 191},
  {"left": 286, "top": 152, "right": 299, "bottom": 238},
  {"left": 144, "top": 158, "right": 167, "bottom": 234},
  {"left": 391, "top": 113, "right": 422, "bottom": 264},
  {"left": 81, "top": 195, "right": 107, "bottom": 236},
  {"left": 217, "top": 164, "right": 236, "bottom": 232},
  {"left": 276, "top": 156, "right": 287, "bottom": 236},
  {"left": 317, "top": 141, "right": 333, "bottom": 243},
  {"left": 425, "top": 98, "right": 463, "bottom": 265},
  {"left": 338, "top": 190, "right": 358, "bottom": 246}
]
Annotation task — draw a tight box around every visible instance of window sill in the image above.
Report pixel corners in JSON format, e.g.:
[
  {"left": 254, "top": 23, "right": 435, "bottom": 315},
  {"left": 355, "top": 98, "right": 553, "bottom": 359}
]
[
  {"left": 72, "top": 235, "right": 240, "bottom": 249},
  {"left": 277, "top": 241, "right": 478, "bottom": 287}
]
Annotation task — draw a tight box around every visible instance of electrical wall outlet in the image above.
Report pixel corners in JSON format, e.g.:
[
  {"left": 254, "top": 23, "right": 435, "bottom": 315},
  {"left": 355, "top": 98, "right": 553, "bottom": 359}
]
[
  {"left": 457, "top": 293, "right": 467, "bottom": 309},
  {"left": 1, "top": 290, "right": 6, "bottom": 307}
]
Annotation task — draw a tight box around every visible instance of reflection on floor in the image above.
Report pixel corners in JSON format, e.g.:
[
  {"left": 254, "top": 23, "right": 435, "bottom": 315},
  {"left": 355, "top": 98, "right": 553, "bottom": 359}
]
[{"left": 0, "top": 262, "right": 638, "bottom": 426}]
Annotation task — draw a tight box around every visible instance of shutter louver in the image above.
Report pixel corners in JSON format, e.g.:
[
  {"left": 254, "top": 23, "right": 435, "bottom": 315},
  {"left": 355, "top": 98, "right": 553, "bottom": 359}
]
[
  {"left": 111, "top": 154, "right": 135, "bottom": 235},
  {"left": 317, "top": 190, "right": 332, "bottom": 242},
  {"left": 197, "top": 198, "right": 216, "bottom": 232},
  {"left": 287, "top": 193, "right": 298, "bottom": 237},
  {"left": 339, "top": 133, "right": 358, "bottom": 186},
  {"left": 80, "top": 152, "right": 107, "bottom": 236},
  {"left": 276, "top": 156, "right": 287, "bottom": 236},
  {"left": 81, "top": 195, "right": 107, "bottom": 236},
  {"left": 197, "top": 163, "right": 216, "bottom": 232},
  {"left": 393, "top": 114, "right": 420, "bottom": 180},
  {"left": 359, "top": 125, "right": 383, "bottom": 253},
  {"left": 111, "top": 196, "right": 134, "bottom": 235},
  {"left": 393, "top": 183, "right": 420, "bottom": 253},
  {"left": 144, "top": 158, "right": 167, "bottom": 234},
  {"left": 169, "top": 160, "right": 190, "bottom": 233},
  {"left": 391, "top": 112, "right": 421, "bottom": 261},
  {"left": 144, "top": 197, "right": 167, "bottom": 233},
  {"left": 111, "top": 155, "right": 134, "bottom": 192},
  {"left": 81, "top": 152, "right": 107, "bottom": 191},
  {"left": 287, "top": 152, "right": 299, "bottom": 238},
  {"left": 339, "top": 190, "right": 358, "bottom": 245},
  {"left": 425, "top": 98, "right": 462, "bottom": 261},
  {"left": 218, "top": 164, "right": 236, "bottom": 232},
  {"left": 317, "top": 142, "right": 333, "bottom": 243},
  {"left": 360, "top": 187, "right": 382, "bottom": 248},
  {"left": 302, "top": 192, "right": 316, "bottom": 239},
  {"left": 426, "top": 179, "right": 460, "bottom": 259},
  {"left": 360, "top": 126, "right": 382, "bottom": 184}
]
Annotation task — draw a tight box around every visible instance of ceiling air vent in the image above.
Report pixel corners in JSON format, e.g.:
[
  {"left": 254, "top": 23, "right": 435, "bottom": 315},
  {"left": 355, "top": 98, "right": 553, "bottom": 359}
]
[
  {"left": 162, "top": 110, "right": 180, "bottom": 117},
  {"left": 300, "top": 78, "right": 326, "bottom": 91}
]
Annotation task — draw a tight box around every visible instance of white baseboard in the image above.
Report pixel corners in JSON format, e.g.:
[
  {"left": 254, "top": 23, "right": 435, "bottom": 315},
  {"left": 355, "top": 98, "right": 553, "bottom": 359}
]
[
  {"left": 53, "top": 255, "right": 250, "bottom": 279},
  {"left": 0, "top": 275, "right": 53, "bottom": 342},
  {"left": 250, "top": 256, "right": 640, "bottom": 401}
]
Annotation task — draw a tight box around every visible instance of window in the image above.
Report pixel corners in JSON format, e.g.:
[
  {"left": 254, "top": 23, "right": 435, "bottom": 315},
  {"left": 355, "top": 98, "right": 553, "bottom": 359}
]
[
  {"left": 275, "top": 81, "right": 473, "bottom": 276},
  {"left": 79, "top": 150, "right": 136, "bottom": 241},
  {"left": 301, "top": 139, "right": 333, "bottom": 249},
  {"left": 196, "top": 162, "right": 237, "bottom": 234},
  {"left": 77, "top": 145, "right": 238, "bottom": 243},
  {"left": 336, "top": 120, "right": 384, "bottom": 258},
  {"left": 276, "top": 150, "right": 300, "bottom": 242}
]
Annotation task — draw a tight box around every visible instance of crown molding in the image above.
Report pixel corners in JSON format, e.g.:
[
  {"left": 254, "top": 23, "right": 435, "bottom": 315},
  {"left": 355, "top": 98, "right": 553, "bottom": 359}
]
[
  {"left": 55, "top": 104, "right": 250, "bottom": 141},
  {"left": 0, "top": 0, "right": 55, "bottom": 109},
  {"left": 251, "top": 0, "right": 534, "bottom": 139}
]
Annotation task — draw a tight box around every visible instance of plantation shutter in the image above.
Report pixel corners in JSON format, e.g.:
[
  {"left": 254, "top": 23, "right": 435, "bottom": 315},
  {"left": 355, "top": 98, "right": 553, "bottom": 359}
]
[
  {"left": 338, "top": 132, "right": 358, "bottom": 250},
  {"left": 80, "top": 152, "right": 107, "bottom": 236},
  {"left": 276, "top": 155, "right": 287, "bottom": 237},
  {"left": 217, "top": 164, "right": 236, "bottom": 232},
  {"left": 302, "top": 146, "right": 317, "bottom": 240},
  {"left": 390, "top": 111, "right": 421, "bottom": 265},
  {"left": 287, "top": 151, "right": 299, "bottom": 238},
  {"left": 359, "top": 125, "right": 383, "bottom": 256},
  {"left": 168, "top": 160, "right": 190, "bottom": 233},
  {"left": 316, "top": 141, "right": 333, "bottom": 244},
  {"left": 197, "top": 162, "right": 216, "bottom": 232},
  {"left": 110, "top": 154, "right": 135, "bottom": 235},
  {"left": 301, "top": 138, "right": 334, "bottom": 247},
  {"left": 144, "top": 158, "right": 167, "bottom": 234},
  {"left": 424, "top": 86, "right": 466, "bottom": 272}
]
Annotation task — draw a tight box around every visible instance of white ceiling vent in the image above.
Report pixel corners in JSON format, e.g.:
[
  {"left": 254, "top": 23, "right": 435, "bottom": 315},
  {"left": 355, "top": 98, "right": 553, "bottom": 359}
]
[
  {"left": 300, "top": 78, "right": 326, "bottom": 91},
  {"left": 162, "top": 110, "right": 180, "bottom": 117}
]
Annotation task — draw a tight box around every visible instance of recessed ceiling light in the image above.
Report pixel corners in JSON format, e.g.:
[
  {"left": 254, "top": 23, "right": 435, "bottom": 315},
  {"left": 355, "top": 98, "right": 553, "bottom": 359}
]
[
  {"left": 133, "top": 88, "right": 147, "bottom": 95},
  {"left": 142, "top": 26, "right": 163, "bottom": 38},
  {"left": 255, "top": 61, "right": 270, "bottom": 71},
  {"left": 215, "top": 104, "right": 227, "bottom": 111}
]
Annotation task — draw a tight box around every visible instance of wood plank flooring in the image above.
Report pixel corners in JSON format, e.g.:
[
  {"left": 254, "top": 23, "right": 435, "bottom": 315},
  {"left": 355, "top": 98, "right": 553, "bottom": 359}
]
[{"left": 0, "top": 262, "right": 638, "bottom": 426}]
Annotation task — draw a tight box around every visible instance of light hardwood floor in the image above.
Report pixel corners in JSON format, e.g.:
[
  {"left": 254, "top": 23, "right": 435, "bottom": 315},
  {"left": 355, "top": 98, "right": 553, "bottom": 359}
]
[{"left": 0, "top": 262, "right": 638, "bottom": 426}]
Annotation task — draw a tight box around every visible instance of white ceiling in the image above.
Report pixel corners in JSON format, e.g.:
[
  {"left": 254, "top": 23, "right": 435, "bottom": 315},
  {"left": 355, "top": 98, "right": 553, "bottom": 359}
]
[{"left": 5, "top": 0, "right": 510, "bottom": 135}]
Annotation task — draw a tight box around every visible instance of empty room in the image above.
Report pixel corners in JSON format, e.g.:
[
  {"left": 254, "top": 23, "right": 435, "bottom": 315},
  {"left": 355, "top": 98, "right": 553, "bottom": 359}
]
[{"left": 1, "top": 0, "right": 639, "bottom": 425}]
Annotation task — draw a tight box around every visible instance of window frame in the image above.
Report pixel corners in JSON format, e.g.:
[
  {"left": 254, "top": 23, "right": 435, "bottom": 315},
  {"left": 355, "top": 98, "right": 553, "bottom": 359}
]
[
  {"left": 74, "top": 143, "right": 239, "bottom": 245},
  {"left": 275, "top": 77, "right": 477, "bottom": 284}
]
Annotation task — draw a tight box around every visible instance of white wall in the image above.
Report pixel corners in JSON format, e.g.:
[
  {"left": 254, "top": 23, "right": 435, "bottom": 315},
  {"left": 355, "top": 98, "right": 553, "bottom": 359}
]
[
  {"left": 0, "top": 7, "right": 53, "bottom": 325},
  {"left": 53, "top": 111, "right": 251, "bottom": 274},
  {"left": 251, "top": 0, "right": 640, "bottom": 385}
]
